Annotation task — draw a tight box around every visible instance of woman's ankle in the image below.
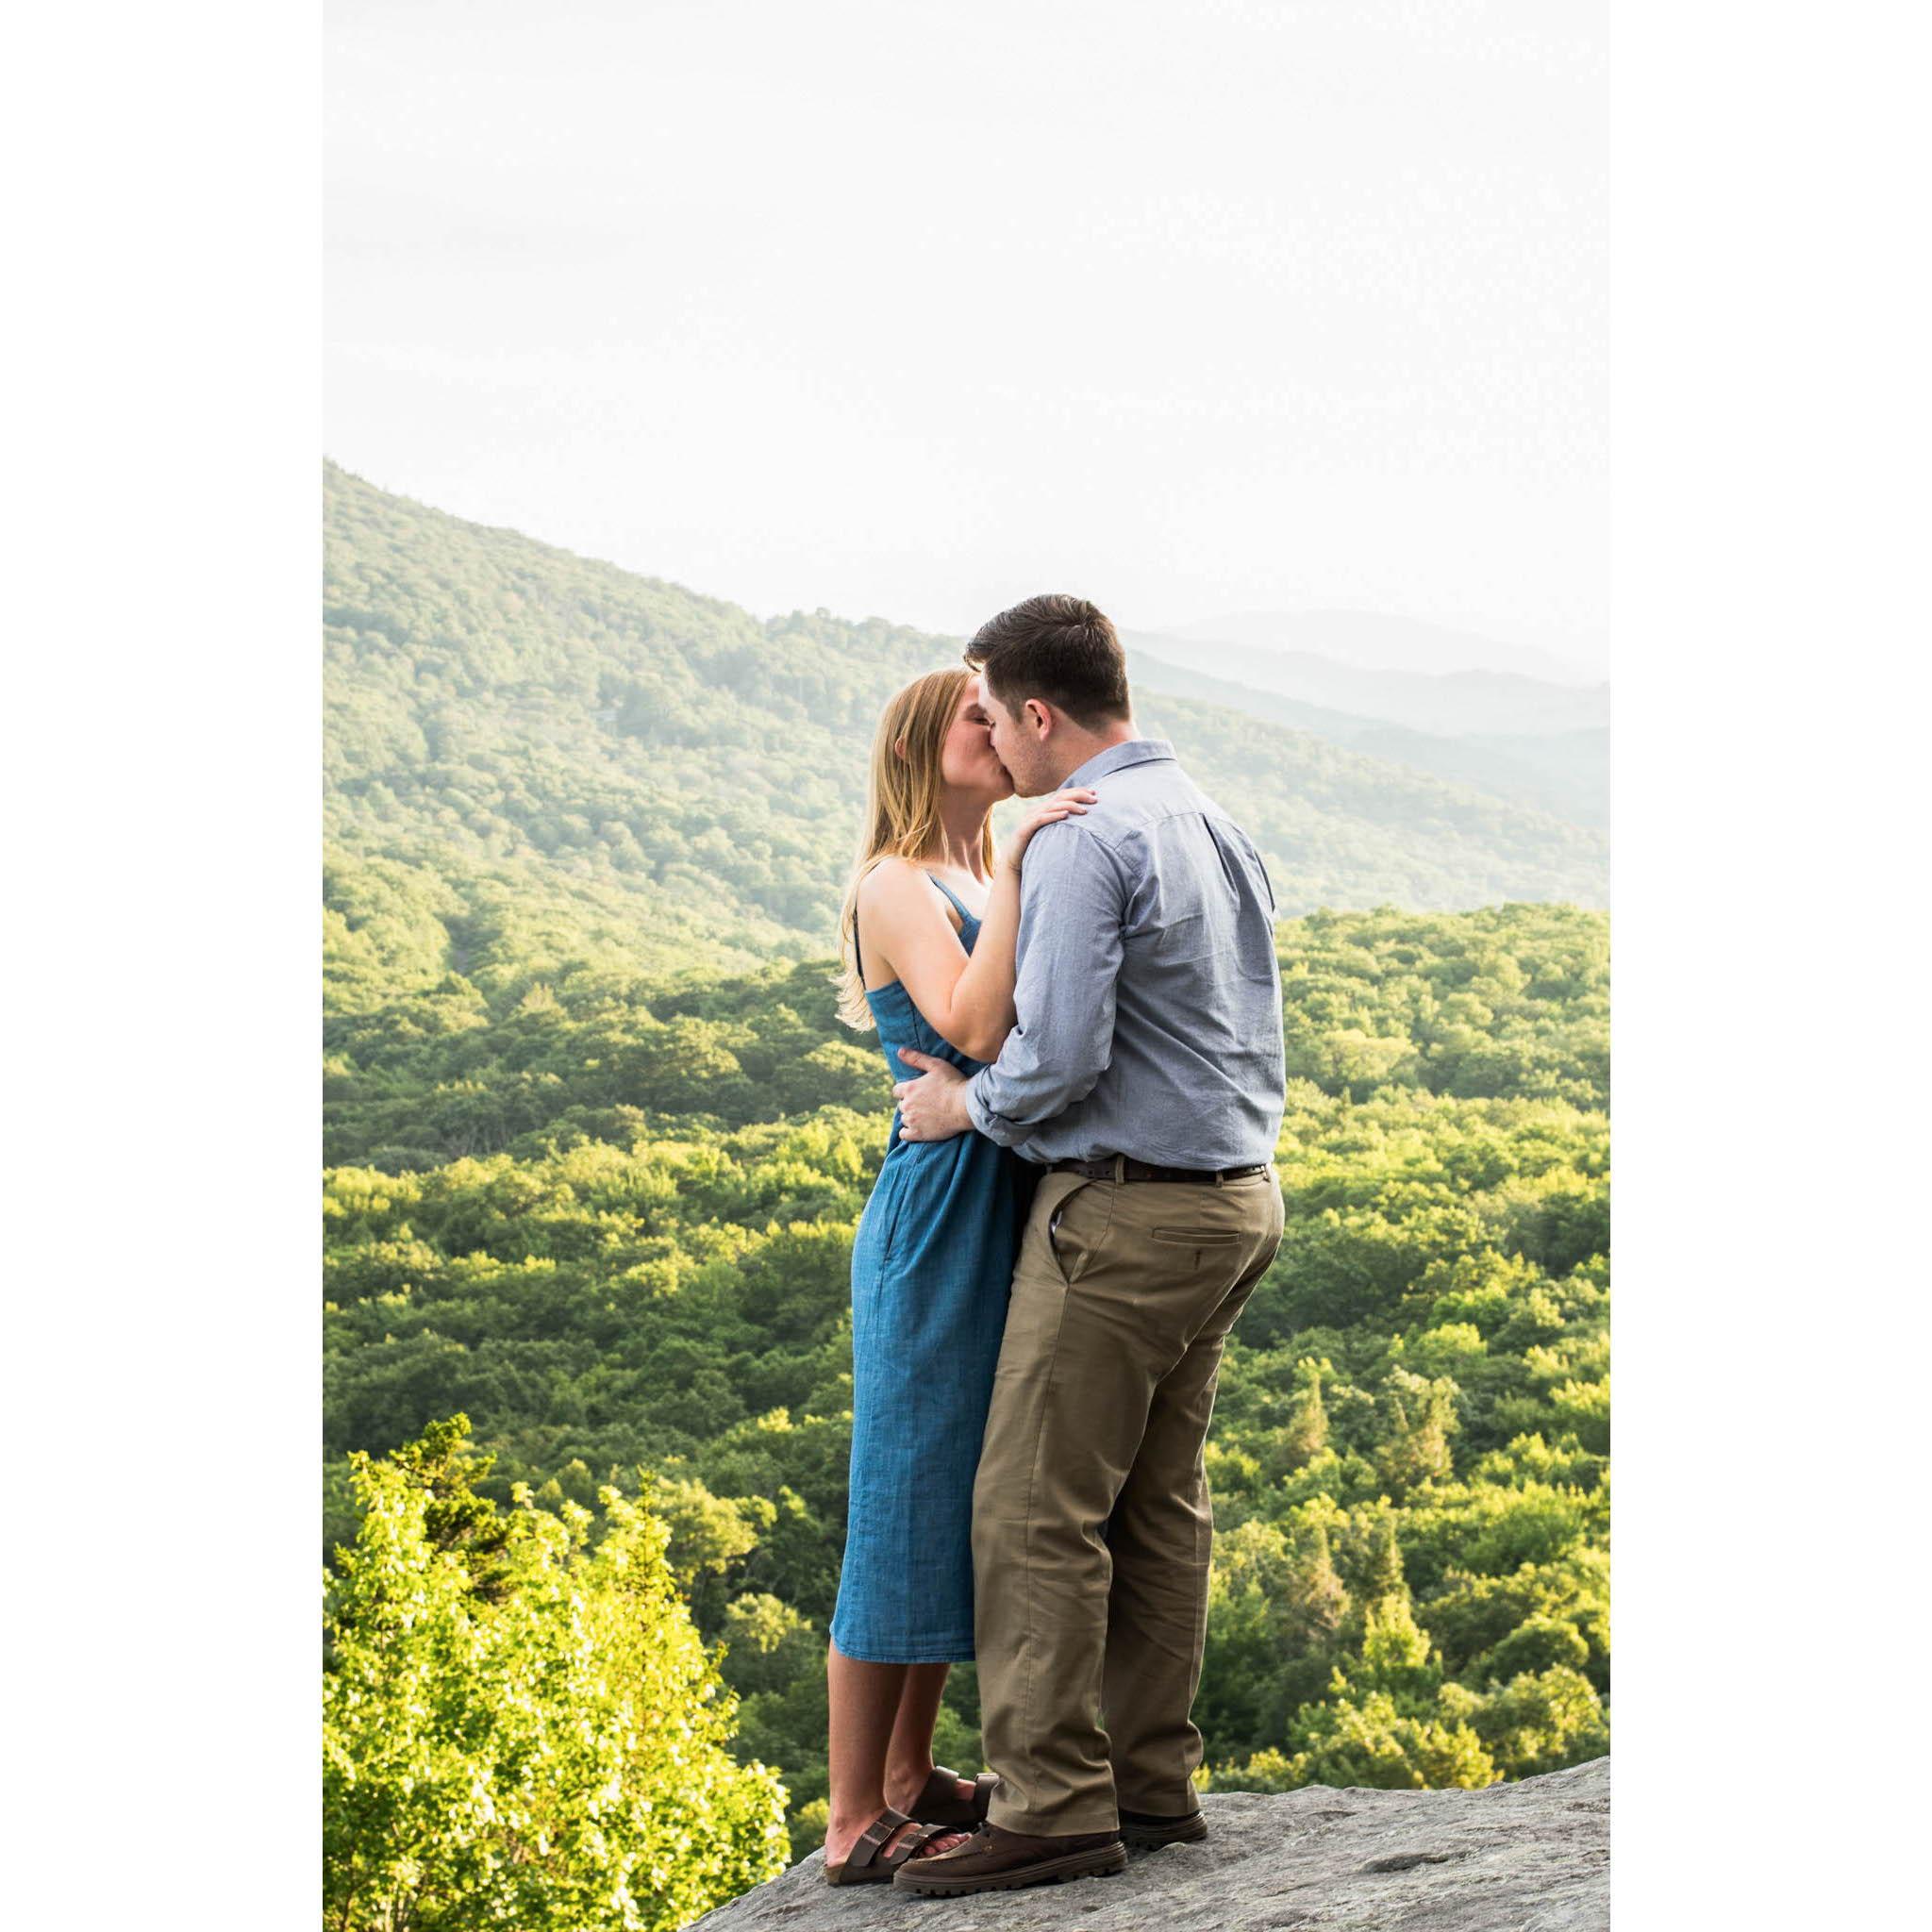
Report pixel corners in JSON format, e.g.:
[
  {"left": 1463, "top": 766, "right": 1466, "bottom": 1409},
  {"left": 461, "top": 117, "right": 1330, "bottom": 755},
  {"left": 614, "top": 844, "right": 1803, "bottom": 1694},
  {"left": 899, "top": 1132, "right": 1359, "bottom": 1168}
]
[
  {"left": 830, "top": 1800, "right": 889, "bottom": 1846},
  {"left": 882, "top": 1758, "right": 935, "bottom": 1808}
]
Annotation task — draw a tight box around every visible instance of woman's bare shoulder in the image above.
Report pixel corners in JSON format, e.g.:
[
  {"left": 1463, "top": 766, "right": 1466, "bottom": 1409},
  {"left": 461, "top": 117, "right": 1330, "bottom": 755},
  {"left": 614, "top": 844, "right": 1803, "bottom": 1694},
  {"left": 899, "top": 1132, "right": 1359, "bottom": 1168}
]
[
  {"left": 858, "top": 858, "right": 953, "bottom": 950},
  {"left": 858, "top": 855, "right": 928, "bottom": 908}
]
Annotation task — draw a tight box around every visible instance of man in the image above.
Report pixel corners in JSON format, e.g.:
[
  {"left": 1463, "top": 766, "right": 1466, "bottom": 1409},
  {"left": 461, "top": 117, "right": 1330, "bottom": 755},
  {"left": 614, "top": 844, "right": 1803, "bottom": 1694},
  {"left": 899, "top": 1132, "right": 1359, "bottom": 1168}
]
[{"left": 889, "top": 593, "right": 1288, "bottom": 1897}]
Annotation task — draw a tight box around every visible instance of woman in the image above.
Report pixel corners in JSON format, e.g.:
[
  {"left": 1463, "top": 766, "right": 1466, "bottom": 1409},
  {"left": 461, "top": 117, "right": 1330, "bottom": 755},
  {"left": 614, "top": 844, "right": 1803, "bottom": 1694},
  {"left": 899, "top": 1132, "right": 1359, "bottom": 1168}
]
[{"left": 819, "top": 666, "right": 1097, "bottom": 1885}]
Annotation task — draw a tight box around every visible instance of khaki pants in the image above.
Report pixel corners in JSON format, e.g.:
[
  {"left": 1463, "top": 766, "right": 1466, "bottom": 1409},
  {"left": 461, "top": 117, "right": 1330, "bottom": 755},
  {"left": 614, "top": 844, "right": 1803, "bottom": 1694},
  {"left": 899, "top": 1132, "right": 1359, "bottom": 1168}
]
[{"left": 972, "top": 1162, "right": 1285, "bottom": 1835}]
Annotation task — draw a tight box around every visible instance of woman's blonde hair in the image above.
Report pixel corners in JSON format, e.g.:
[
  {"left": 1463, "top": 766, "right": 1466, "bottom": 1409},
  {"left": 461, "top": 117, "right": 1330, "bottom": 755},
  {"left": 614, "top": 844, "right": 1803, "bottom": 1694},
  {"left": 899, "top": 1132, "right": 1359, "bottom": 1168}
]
[{"left": 835, "top": 666, "right": 996, "bottom": 1030}]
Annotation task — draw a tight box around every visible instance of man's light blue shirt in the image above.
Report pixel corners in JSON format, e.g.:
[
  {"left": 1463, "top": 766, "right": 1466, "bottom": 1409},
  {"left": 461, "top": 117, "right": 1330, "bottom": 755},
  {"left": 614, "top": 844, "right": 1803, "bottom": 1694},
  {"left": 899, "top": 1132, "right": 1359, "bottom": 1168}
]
[{"left": 962, "top": 737, "right": 1287, "bottom": 1169}]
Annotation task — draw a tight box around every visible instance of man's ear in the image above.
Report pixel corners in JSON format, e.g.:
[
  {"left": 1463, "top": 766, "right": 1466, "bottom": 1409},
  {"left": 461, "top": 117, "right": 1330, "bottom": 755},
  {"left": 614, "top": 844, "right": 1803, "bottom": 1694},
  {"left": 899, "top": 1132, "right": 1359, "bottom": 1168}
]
[{"left": 1025, "top": 697, "right": 1053, "bottom": 739}]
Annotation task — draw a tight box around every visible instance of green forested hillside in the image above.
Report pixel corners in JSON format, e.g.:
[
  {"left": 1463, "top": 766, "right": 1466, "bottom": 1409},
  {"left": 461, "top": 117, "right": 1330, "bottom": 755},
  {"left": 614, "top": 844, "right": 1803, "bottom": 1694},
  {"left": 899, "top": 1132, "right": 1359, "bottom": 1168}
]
[
  {"left": 325, "top": 892, "right": 1609, "bottom": 1854},
  {"left": 325, "top": 461, "right": 1607, "bottom": 996}
]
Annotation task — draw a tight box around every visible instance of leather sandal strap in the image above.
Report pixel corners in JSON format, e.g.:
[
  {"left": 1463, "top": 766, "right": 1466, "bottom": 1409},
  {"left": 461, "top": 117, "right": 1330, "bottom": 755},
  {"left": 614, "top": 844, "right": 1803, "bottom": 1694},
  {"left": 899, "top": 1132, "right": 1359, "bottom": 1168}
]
[
  {"left": 921, "top": 1765, "right": 997, "bottom": 1823},
  {"left": 880, "top": 1822, "right": 944, "bottom": 1871},
  {"left": 848, "top": 1806, "right": 913, "bottom": 1871}
]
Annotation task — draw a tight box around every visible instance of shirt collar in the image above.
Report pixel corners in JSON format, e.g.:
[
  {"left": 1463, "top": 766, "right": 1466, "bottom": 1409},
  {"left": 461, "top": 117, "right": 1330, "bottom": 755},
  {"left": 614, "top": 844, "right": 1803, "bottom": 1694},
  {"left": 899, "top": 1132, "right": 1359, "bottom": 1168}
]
[{"left": 1062, "top": 737, "right": 1176, "bottom": 790}]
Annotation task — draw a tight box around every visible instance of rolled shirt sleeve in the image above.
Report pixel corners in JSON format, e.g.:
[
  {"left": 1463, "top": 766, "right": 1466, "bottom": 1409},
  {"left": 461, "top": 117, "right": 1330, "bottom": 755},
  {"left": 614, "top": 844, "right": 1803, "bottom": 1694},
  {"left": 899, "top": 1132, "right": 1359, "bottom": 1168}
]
[{"left": 964, "top": 823, "right": 1126, "bottom": 1147}]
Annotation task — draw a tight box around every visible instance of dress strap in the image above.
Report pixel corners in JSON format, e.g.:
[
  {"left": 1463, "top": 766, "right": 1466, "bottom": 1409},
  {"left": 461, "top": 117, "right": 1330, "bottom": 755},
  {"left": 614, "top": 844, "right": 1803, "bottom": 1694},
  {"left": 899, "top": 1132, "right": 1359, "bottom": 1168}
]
[
  {"left": 923, "top": 871, "right": 978, "bottom": 925},
  {"left": 852, "top": 857, "right": 891, "bottom": 984}
]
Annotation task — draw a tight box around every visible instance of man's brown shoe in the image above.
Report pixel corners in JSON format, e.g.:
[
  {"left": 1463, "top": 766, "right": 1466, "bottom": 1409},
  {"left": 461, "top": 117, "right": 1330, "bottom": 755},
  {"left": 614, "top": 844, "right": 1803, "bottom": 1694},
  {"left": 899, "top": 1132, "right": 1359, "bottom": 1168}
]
[
  {"left": 1119, "top": 1805, "right": 1208, "bottom": 1848},
  {"left": 891, "top": 1822, "right": 1127, "bottom": 1896}
]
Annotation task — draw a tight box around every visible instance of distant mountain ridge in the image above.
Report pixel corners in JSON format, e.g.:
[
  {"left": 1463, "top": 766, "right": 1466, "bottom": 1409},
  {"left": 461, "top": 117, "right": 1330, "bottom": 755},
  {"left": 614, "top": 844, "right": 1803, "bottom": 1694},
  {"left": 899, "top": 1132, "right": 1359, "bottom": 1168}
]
[
  {"left": 323, "top": 461, "right": 1607, "bottom": 1000},
  {"left": 1124, "top": 628, "right": 1608, "bottom": 738},
  {"left": 1122, "top": 641, "right": 1608, "bottom": 830},
  {"left": 1163, "top": 608, "right": 1606, "bottom": 685}
]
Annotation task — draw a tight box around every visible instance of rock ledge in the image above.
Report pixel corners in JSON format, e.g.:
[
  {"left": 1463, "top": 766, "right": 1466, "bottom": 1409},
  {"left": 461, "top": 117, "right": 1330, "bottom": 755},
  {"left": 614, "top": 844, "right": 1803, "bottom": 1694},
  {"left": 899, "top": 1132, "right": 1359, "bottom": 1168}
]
[{"left": 692, "top": 1757, "right": 1608, "bottom": 1931}]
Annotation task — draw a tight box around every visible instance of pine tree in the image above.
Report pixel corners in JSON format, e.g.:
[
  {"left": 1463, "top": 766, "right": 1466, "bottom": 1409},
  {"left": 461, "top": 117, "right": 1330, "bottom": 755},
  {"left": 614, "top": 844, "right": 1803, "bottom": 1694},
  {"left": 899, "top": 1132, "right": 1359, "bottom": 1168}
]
[
  {"left": 1374, "top": 1368, "right": 1458, "bottom": 1494},
  {"left": 1281, "top": 1357, "right": 1331, "bottom": 1469},
  {"left": 1359, "top": 1507, "right": 1407, "bottom": 1608},
  {"left": 1287, "top": 1519, "right": 1349, "bottom": 1644}
]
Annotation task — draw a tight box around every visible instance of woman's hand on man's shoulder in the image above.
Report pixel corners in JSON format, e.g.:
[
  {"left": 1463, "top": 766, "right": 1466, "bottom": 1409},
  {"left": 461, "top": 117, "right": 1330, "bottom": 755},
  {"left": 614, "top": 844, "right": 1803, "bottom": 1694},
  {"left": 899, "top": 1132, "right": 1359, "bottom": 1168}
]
[{"left": 1000, "top": 787, "right": 1099, "bottom": 870}]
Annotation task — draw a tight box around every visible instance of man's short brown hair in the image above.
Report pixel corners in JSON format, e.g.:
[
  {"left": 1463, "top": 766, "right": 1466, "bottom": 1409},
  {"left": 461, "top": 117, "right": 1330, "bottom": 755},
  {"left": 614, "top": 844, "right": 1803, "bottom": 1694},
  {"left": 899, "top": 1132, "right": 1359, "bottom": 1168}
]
[{"left": 963, "top": 594, "right": 1131, "bottom": 729}]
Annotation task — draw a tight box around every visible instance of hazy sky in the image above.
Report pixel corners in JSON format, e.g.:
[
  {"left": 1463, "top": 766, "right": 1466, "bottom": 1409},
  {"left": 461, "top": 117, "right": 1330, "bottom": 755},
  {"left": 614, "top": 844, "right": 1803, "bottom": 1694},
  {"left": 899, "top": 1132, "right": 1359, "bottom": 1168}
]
[{"left": 326, "top": 1, "right": 1607, "bottom": 674}]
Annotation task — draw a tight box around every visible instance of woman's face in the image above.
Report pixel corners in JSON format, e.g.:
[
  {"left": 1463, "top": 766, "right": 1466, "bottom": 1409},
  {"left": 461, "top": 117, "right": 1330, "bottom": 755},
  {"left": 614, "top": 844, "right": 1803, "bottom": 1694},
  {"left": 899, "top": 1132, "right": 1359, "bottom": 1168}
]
[{"left": 938, "top": 678, "right": 1015, "bottom": 801}]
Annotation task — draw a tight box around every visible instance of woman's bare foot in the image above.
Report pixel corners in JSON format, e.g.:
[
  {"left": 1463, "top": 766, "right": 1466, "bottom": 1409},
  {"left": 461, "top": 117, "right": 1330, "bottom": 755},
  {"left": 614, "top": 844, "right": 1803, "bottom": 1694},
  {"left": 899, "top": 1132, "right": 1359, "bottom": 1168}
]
[{"left": 824, "top": 1808, "right": 971, "bottom": 1870}]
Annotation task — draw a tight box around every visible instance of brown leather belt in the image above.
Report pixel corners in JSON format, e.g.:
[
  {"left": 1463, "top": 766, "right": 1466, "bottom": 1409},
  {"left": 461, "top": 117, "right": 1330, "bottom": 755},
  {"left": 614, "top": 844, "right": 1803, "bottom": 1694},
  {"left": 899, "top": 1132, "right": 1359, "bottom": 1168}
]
[{"left": 1047, "top": 1155, "right": 1271, "bottom": 1186}]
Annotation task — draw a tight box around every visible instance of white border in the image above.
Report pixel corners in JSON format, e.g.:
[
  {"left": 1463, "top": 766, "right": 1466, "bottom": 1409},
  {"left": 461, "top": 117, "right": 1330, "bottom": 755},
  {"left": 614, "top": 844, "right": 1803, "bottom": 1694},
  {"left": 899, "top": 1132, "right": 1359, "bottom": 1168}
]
[
  {"left": 7, "top": 3, "right": 320, "bottom": 1920},
  {"left": 1614, "top": 2, "right": 1926, "bottom": 1924},
  {"left": 6, "top": 3, "right": 1928, "bottom": 1924}
]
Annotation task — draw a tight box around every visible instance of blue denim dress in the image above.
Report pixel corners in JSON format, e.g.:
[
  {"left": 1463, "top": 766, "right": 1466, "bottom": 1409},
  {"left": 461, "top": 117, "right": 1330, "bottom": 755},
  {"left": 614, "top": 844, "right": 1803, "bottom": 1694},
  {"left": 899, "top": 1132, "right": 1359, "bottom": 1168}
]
[{"left": 830, "top": 873, "right": 1041, "bottom": 1662}]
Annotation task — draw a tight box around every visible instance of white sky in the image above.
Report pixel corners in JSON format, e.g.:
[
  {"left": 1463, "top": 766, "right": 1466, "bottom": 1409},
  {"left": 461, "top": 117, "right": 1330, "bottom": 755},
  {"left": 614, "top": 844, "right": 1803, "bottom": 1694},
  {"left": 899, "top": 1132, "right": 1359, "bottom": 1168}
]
[{"left": 326, "top": 0, "right": 1607, "bottom": 673}]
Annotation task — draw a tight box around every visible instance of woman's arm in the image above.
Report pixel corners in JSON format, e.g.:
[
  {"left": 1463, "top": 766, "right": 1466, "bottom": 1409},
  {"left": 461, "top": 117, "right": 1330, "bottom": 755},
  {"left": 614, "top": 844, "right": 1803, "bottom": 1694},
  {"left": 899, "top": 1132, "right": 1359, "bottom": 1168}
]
[
  {"left": 858, "top": 788, "right": 1096, "bottom": 1061},
  {"left": 941, "top": 855, "right": 1024, "bottom": 1059}
]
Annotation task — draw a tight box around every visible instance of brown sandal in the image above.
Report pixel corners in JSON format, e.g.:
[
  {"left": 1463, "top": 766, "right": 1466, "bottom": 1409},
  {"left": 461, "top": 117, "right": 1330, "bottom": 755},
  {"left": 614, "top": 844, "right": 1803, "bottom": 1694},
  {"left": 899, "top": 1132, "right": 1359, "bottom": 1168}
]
[
  {"left": 824, "top": 1807, "right": 949, "bottom": 1887},
  {"left": 910, "top": 1766, "right": 998, "bottom": 1829}
]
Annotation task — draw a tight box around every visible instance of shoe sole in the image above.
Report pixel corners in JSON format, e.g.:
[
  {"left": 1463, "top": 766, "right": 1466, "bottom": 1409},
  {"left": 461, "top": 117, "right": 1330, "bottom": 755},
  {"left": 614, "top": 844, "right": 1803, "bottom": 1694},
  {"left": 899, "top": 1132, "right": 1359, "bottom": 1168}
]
[
  {"left": 893, "top": 1842, "right": 1128, "bottom": 1896},
  {"left": 1120, "top": 1814, "right": 1209, "bottom": 1849}
]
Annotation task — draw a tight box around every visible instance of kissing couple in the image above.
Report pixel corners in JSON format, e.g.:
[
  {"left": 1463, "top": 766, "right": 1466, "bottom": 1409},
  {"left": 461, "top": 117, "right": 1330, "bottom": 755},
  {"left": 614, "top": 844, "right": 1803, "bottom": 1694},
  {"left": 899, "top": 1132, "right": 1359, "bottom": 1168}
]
[{"left": 821, "top": 595, "right": 1288, "bottom": 1895}]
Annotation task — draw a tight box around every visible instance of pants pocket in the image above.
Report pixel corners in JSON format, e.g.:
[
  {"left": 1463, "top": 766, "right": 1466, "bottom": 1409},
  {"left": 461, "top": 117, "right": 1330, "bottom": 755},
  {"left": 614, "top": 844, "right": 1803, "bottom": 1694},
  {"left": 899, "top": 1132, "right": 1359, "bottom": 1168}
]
[
  {"left": 1046, "top": 1179, "right": 1108, "bottom": 1283},
  {"left": 1148, "top": 1228, "right": 1245, "bottom": 1246}
]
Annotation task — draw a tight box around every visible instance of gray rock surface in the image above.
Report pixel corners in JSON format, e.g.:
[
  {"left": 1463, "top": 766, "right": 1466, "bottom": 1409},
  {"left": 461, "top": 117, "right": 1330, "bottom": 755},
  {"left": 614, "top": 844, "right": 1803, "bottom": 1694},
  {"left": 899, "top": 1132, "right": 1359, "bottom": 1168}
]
[{"left": 691, "top": 1757, "right": 1608, "bottom": 1931}]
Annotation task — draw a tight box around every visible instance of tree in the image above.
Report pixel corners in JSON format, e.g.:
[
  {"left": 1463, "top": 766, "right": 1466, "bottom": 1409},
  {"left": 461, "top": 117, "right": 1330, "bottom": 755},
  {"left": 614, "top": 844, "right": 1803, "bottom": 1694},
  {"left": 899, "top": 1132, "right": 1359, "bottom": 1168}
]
[
  {"left": 1357, "top": 1507, "right": 1408, "bottom": 1609},
  {"left": 719, "top": 1592, "right": 821, "bottom": 1700},
  {"left": 1280, "top": 1357, "right": 1331, "bottom": 1470},
  {"left": 1375, "top": 1369, "right": 1459, "bottom": 1494},
  {"left": 325, "top": 1420, "right": 788, "bottom": 1931},
  {"left": 1439, "top": 1666, "right": 1609, "bottom": 1779},
  {"left": 1289, "top": 1690, "right": 1495, "bottom": 1791},
  {"left": 1286, "top": 1519, "right": 1349, "bottom": 1647}
]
